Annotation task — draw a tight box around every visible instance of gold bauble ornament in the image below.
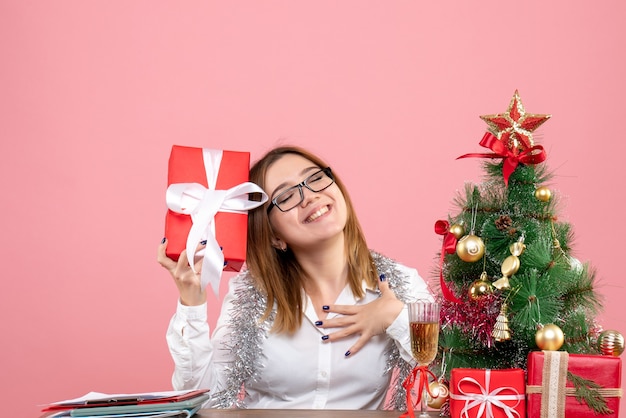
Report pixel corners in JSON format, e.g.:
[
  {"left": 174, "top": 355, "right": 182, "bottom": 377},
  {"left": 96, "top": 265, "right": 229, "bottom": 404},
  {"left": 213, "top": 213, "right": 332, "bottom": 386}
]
[
  {"left": 598, "top": 330, "right": 625, "bottom": 356},
  {"left": 535, "top": 186, "right": 552, "bottom": 202},
  {"left": 449, "top": 223, "right": 465, "bottom": 239},
  {"left": 426, "top": 381, "right": 450, "bottom": 409},
  {"left": 469, "top": 277, "right": 493, "bottom": 300},
  {"left": 456, "top": 234, "right": 485, "bottom": 262},
  {"left": 535, "top": 324, "right": 565, "bottom": 351}
]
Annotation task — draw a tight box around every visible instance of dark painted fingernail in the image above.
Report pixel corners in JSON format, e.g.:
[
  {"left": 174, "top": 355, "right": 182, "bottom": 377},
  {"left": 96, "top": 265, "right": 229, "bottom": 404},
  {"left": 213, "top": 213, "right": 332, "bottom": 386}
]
[
  {"left": 220, "top": 246, "right": 223, "bottom": 251},
  {"left": 224, "top": 261, "right": 228, "bottom": 266},
  {"left": 379, "top": 274, "right": 386, "bottom": 282},
  {"left": 344, "top": 350, "right": 351, "bottom": 357},
  {"left": 315, "top": 321, "right": 323, "bottom": 326},
  {"left": 322, "top": 305, "right": 330, "bottom": 311},
  {"left": 321, "top": 335, "right": 329, "bottom": 341},
  {"left": 200, "top": 240, "right": 207, "bottom": 245},
  {"left": 161, "top": 237, "right": 166, "bottom": 244}
]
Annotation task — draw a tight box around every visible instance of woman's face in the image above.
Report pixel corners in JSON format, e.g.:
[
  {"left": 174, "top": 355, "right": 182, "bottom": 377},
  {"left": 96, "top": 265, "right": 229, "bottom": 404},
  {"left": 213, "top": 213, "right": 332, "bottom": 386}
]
[{"left": 265, "top": 153, "right": 348, "bottom": 252}]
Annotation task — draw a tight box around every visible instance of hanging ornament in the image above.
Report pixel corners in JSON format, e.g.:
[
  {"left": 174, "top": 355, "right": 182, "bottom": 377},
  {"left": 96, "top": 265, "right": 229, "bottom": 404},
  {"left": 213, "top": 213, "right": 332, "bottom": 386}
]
[
  {"left": 456, "top": 203, "right": 485, "bottom": 263},
  {"left": 535, "top": 186, "right": 552, "bottom": 202},
  {"left": 568, "top": 256, "right": 584, "bottom": 273},
  {"left": 550, "top": 220, "right": 584, "bottom": 273},
  {"left": 535, "top": 323, "right": 565, "bottom": 351},
  {"left": 550, "top": 218, "right": 569, "bottom": 263},
  {"left": 510, "top": 240, "right": 526, "bottom": 257},
  {"left": 456, "top": 235, "right": 486, "bottom": 262},
  {"left": 492, "top": 276, "right": 510, "bottom": 291},
  {"left": 449, "top": 223, "right": 465, "bottom": 239},
  {"left": 494, "top": 254, "right": 520, "bottom": 290},
  {"left": 493, "top": 237, "right": 526, "bottom": 290},
  {"left": 427, "top": 351, "right": 450, "bottom": 409},
  {"left": 469, "top": 259, "right": 493, "bottom": 300},
  {"left": 469, "top": 274, "right": 493, "bottom": 300},
  {"left": 426, "top": 381, "right": 450, "bottom": 409},
  {"left": 598, "top": 330, "right": 625, "bottom": 357},
  {"left": 492, "top": 303, "right": 511, "bottom": 342}
]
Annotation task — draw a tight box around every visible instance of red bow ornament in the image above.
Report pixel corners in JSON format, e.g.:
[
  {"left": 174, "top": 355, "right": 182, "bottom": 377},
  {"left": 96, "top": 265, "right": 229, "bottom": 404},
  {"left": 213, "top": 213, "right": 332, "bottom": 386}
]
[
  {"left": 435, "top": 220, "right": 463, "bottom": 303},
  {"left": 457, "top": 132, "right": 547, "bottom": 186},
  {"left": 401, "top": 365, "right": 438, "bottom": 418}
]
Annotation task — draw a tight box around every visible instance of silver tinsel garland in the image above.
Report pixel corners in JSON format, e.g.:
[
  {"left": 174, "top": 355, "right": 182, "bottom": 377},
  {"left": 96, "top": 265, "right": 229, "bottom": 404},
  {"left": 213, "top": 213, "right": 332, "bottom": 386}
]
[
  {"left": 210, "top": 251, "right": 414, "bottom": 410},
  {"left": 373, "top": 251, "right": 414, "bottom": 411}
]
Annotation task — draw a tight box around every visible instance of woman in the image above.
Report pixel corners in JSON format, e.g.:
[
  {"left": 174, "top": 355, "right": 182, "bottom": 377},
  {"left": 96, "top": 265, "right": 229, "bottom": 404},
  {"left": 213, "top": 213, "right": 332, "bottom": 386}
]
[{"left": 157, "top": 145, "right": 433, "bottom": 409}]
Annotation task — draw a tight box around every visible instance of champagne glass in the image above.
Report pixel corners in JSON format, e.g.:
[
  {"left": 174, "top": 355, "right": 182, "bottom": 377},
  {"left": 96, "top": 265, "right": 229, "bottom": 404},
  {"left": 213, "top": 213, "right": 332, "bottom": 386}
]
[{"left": 408, "top": 301, "right": 440, "bottom": 417}]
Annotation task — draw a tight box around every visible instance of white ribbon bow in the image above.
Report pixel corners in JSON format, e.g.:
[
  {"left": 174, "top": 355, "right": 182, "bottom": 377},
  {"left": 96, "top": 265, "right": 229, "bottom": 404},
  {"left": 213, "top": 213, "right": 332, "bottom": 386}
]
[
  {"left": 450, "top": 369, "right": 525, "bottom": 418},
  {"left": 166, "top": 149, "right": 268, "bottom": 296}
]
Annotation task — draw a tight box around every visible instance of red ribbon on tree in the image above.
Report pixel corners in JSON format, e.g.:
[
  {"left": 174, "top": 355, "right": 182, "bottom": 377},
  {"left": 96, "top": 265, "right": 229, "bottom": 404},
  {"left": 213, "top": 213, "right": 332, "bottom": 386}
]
[
  {"left": 457, "top": 132, "right": 547, "bottom": 185},
  {"left": 401, "top": 365, "right": 438, "bottom": 418},
  {"left": 435, "top": 220, "right": 463, "bottom": 303}
]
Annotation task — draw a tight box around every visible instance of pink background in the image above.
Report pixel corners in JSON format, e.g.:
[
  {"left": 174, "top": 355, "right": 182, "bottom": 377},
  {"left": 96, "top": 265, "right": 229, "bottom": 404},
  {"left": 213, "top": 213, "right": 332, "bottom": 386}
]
[{"left": 2, "top": 1, "right": 625, "bottom": 416}]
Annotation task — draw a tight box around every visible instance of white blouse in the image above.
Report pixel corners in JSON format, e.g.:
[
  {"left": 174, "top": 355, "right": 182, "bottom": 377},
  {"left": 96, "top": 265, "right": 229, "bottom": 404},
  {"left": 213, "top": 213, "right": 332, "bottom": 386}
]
[{"left": 166, "top": 262, "right": 432, "bottom": 409}]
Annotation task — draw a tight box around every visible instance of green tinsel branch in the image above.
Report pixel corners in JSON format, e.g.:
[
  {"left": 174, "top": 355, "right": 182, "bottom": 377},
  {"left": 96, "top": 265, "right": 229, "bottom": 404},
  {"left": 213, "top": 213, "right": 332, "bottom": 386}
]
[
  {"left": 567, "top": 371, "right": 613, "bottom": 415},
  {"left": 561, "top": 265, "right": 602, "bottom": 315},
  {"left": 509, "top": 269, "right": 563, "bottom": 340}
]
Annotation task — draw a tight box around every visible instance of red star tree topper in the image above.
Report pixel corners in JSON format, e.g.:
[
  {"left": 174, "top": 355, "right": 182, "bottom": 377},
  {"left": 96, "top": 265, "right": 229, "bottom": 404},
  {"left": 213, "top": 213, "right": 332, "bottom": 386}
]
[{"left": 480, "top": 90, "right": 551, "bottom": 154}]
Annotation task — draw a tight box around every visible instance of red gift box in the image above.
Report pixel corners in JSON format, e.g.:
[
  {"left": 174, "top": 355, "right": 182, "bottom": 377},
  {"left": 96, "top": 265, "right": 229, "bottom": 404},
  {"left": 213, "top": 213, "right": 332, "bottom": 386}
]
[
  {"left": 450, "top": 368, "right": 525, "bottom": 418},
  {"left": 164, "top": 145, "right": 267, "bottom": 294},
  {"left": 527, "top": 351, "right": 622, "bottom": 418}
]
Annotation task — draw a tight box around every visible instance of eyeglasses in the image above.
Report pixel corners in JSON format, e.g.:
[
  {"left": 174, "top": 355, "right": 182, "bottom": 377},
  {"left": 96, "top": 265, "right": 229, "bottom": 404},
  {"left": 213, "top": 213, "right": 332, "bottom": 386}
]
[{"left": 266, "top": 167, "right": 334, "bottom": 214}]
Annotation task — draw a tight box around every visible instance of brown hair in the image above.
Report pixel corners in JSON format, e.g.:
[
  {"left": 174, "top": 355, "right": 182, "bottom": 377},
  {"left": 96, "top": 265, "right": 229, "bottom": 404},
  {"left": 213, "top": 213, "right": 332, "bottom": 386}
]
[{"left": 247, "top": 146, "right": 378, "bottom": 334}]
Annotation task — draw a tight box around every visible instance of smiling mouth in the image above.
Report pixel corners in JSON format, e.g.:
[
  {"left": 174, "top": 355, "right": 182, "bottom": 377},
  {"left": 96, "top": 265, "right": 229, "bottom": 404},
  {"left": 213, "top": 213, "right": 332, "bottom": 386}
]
[{"left": 305, "top": 206, "right": 329, "bottom": 223}]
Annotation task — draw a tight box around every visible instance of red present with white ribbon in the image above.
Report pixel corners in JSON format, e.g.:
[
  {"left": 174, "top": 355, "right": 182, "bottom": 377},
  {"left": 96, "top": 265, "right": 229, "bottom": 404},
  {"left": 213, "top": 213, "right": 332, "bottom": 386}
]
[
  {"left": 450, "top": 368, "right": 525, "bottom": 418},
  {"left": 526, "top": 351, "right": 622, "bottom": 418},
  {"left": 164, "top": 145, "right": 267, "bottom": 296}
]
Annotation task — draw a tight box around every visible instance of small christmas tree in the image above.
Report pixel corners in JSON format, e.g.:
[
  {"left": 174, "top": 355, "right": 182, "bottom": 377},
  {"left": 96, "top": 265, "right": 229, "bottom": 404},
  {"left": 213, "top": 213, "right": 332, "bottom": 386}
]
[{"left": 433, "top": 90, "right": 603, "bottom": 376}]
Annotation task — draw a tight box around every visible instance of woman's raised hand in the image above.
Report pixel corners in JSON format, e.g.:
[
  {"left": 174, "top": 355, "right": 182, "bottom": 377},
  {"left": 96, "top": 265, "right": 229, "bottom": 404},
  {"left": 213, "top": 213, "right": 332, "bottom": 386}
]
[{"left": 157, "top": 238, "right": 207, "bottom": 306}]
